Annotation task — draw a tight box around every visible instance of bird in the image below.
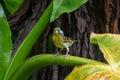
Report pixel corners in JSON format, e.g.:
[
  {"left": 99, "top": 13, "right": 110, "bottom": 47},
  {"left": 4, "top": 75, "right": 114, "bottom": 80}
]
[{"left": 52, "top": 27, "right": 77, "bottom": 56}]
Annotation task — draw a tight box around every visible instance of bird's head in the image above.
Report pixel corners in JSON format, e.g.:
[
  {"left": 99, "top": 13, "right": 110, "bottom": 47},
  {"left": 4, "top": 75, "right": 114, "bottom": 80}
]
[{"left": 53, "top": 27, "right": 64, "bottom": 36}]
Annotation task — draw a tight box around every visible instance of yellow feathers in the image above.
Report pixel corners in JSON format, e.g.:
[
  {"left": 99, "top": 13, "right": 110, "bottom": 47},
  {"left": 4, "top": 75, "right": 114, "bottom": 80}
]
[{"left": 52, "top": 27, "right": 76, "bottom": 56}]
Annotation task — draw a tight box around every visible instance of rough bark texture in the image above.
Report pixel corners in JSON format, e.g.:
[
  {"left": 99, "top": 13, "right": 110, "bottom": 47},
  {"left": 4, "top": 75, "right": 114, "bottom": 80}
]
[{"left": 8, "top": 0, "right": 120, "bottom": 80}]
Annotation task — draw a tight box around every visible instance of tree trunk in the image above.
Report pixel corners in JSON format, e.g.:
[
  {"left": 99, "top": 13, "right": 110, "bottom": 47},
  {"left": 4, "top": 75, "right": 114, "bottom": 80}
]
[{"left": 8, "top": 0, "right": 120, "bottom": 80}]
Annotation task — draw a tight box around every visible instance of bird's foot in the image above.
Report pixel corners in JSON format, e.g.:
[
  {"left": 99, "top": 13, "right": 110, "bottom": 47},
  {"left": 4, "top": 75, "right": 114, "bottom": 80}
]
[
  {"left": 64, "top": 54, "right": 70, "bottom": 57},
  {"left": 53, "top": 52, "right": 61, "bottom": 58}
]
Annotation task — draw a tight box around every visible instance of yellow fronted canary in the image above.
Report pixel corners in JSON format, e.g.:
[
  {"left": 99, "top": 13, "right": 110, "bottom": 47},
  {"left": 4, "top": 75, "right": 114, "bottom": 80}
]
[{"left": 52, "top": 27, "right": 76, "bottom": 56}]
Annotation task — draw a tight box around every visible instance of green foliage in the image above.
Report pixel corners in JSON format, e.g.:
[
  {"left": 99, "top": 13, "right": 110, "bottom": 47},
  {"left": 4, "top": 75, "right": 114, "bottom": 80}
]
[
  {"left": 4, "top": 2, "right": 53, "bottom": 80},
  {"left": 0, "top": 4, "right": 12, "bottom": 80},
  {"left": 65, "top": 32, "right": 120, "bottom": 80},
  {"left": 3, "top": 0, "right": 24, "bottom": 14},
  {"left": 2, "top": 0, "right": 120, "bottom": 79},
  {"left": 0, "top": 0, "right": 88, "bottom": 80},
  {"left": 50, "top": 0, "right": 88, "bottom": 22}
]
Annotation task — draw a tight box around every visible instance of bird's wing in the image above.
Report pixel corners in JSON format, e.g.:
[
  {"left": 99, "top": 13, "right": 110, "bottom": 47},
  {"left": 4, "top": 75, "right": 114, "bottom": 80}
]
[{"left": 63, "top": 36, "right": 77, "bottom": 42}]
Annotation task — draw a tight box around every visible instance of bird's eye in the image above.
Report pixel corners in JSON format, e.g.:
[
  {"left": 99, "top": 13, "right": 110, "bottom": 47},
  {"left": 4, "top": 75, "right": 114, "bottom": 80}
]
[
  {"left": 59, "top": 30, "right": 64, "bottom": 36},
  {"left": 54, "top": 30, "right": 64, "bottom": 36}
]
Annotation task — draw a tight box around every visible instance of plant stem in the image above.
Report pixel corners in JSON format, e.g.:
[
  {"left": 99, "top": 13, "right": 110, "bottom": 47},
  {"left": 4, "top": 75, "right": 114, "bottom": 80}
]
[{"left": 10, "top": 54, "right": 107, "bottom": 80}]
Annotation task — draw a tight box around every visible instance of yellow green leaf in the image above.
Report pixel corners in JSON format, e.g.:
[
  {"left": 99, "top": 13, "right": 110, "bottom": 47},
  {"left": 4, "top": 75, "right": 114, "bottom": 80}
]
[
  {"left": 90, "top": 32, "right": 120, "bottom": 73},
  {"left": 65, "top": 64, "right": 120, "bottom": 80},
  {"left": 65, "top": 32, "right": 120, "bottom": 80}
]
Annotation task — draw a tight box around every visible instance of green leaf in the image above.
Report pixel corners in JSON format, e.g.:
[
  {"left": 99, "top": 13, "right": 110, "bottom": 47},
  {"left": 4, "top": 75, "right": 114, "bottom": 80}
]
[
  {"left": 0, "top": 4, "right": 12, "bottom": 79},
  {"left": 4, "top": 2, "right": 53, "bottom": 80},
  {"left": 3, "top": 0, "right": 24, "bottom": 14},
  {"left": 9, "top": 54, "right": 105, "bottom": 80},
  {"left": 90, "top": 32, "right": 120, "bottom": 73},
  {"left": 65, "top": 64, "right": 120, "bottom": 80},
  {"left": 50, "top": 0, "right": 88, "bottom": 22}
]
